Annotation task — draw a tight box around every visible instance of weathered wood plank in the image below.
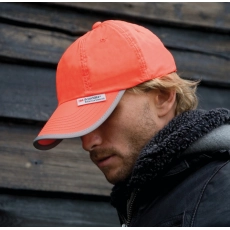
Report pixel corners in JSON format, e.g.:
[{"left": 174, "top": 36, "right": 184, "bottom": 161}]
[
  {"left": 0, "top": 61, "right": 230, "bottom": 122},
  {"left": 0, "top": 3, "right": 99, "bottom": 35},
  {"left": 172, "top": 51, "right": 230, "bottom": 86},
  {"left": 0, "top": 189, "right": 119, "bottom": 226},
  {"left": 0, "top": 23, "right": 74, "bottom": 66},
  {"left": 0, "top": 63, "right": 57, "bottom": 121},
  {"left": 197, "top": 86, "right": 230, "bottom": 111},
  {"left": 150, "top": 26, "right": 230, "bottom": 60},
  {"left": 48, "top": 2, "right": 230, "bottom": 32},
  {"left": 0, "top": 121, "right": 112, "bottom": 196}
]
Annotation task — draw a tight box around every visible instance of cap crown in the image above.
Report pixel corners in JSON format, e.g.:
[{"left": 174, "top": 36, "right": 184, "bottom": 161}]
[{"left": 56, "top": 20, "right": 176, "bottom": 105}]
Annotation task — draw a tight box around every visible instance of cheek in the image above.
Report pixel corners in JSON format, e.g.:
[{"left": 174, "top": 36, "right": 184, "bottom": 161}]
[
  {"left": 100, "top": 100, "right": 157, "bottom": 152},
  {"left": 109, "top": 121, "right": 135, "bottom": 147}
]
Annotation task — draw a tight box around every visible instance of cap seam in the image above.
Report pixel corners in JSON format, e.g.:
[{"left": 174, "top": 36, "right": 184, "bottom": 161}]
[
  {"left": 106, "top": 21, "right": 148, "bottom": 81},
  {"left": 79, "top": 36, "right": 92, "bottom": 93}
]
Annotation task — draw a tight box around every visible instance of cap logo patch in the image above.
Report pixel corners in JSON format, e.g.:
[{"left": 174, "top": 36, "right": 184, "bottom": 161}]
[{"left": 77, "top": 94, "right": 106, "bottom": 106}]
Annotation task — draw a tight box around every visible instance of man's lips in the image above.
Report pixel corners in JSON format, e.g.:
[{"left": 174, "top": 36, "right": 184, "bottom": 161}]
[{"left": 95, "top": 155, "right": 115, "bottom": 168}]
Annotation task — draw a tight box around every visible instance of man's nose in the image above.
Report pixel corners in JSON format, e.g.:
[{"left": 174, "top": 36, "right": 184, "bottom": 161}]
[{"left": 81, "top": 130, "right": 103, "bottom": 151}]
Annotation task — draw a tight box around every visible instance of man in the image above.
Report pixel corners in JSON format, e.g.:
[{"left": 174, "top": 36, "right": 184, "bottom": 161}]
[{"left": 33, "top": 20, "right": 230, "bottom": 226}]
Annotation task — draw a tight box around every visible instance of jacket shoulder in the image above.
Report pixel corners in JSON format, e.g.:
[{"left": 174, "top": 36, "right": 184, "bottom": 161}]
[
  {"left": 133, "top": 155, "right": 230, "bottom": 227},
  {"left": 191, "top": 159, "right": 230, "bottom": 226}
]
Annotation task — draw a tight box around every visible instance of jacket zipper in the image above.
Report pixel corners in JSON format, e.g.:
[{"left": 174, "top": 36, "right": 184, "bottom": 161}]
[{"left": 121, "top": 189, "right": 139, "bottom": 227}]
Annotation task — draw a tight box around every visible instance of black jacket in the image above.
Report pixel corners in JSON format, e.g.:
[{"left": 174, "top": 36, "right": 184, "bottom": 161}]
[{"left": 110, "top": 109, "right": 230, "bottom": 227}]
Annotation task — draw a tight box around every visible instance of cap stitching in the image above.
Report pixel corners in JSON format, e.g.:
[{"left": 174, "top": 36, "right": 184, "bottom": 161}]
[
  {"left": 107, "top": 21, "right": 148, "bottom": 81},
  {"left": 79, "top": 36, "right": 92, "bottom": 93}
]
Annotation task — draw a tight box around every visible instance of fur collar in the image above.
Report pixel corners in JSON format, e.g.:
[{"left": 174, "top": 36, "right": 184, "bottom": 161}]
[{"left": 111, "top": 108, "right": 230, "bottom": 207}]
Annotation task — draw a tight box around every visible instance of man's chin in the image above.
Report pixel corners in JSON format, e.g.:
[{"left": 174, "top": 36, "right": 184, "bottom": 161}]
[
  {"left": 100, "top": 166, "right": 121, "bottom": 185},
  {"left": 103, "top": 170, "right": 131, "bottom": 185},
  {"left": 104, "top": 173, "right": 120, "bottom": 185}
]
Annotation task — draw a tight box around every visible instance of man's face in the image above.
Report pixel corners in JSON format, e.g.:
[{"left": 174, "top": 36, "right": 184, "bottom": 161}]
[{"left": 81, "top": 91, "right": 160, "bottom": 185}]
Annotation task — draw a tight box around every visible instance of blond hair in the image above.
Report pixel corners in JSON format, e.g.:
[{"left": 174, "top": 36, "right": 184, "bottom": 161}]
[{"left": 127, "top": 72, "right": 199, "bottom": 116}]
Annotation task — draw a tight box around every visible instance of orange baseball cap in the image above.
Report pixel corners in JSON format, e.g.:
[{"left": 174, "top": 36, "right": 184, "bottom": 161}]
[{"left": 33, "top": 20, "right": 176, "bottom": 150}]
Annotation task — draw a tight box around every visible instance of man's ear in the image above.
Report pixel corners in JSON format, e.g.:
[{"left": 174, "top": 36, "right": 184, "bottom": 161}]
[{"left": 152, "top": 89, "right": 177, "bottom": 118}]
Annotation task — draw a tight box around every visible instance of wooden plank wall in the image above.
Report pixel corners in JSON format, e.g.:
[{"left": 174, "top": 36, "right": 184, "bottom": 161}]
[{"left": 0, "top": 2, "right": 229, "bottom": 227}]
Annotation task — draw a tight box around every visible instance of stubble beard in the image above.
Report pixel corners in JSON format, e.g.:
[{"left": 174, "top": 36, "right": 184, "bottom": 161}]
[
  {"left": 90, "top": 147, "right": 139, "bottom": 185},
  {"left": 90, "top": 101, "right": 159, "bottom": 185},
  {"left": 90, "top": 124, "right": 158, "bottom": 185}
]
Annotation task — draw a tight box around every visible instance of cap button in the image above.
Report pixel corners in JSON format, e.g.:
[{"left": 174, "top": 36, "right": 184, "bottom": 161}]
[{"left": 92, "top": 21, "right": 102, "bottom": 30}]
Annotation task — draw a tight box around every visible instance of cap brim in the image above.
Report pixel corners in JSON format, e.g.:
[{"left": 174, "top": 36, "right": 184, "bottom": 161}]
[{"left": 33, "top": 90, "right": 125, "bottom": 150}]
